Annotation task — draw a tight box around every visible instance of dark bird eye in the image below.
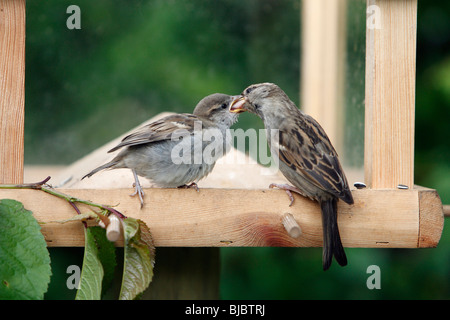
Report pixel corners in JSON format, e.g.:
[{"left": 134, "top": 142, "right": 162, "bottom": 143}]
[
  {"left": 220, "top": 103, "right": 228, "bottom": 109},
  {"left": 245, "top": 87, "right": 254, "bottom": 95}
]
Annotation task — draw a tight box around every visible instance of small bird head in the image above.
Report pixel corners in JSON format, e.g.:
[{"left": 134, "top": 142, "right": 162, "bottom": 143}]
[
  {"left": 193, "top": 93, "right": 242, "bottom": 128},
  {"left": 229, "top": 83, "right": 292, "bottom": 120}
]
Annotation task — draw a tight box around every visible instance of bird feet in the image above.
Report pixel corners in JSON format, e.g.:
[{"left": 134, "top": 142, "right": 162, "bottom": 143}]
[
  {"left": 178, "top": 182, "right": 200, "bottom": 192},
  {"left": 269, "top": 183, "right": 304, "bottom": 207},
  {"left": 130, "top": 182, "right": 145, "bottom": 208},
  {"left": 130, "top": 170, "right": 145, "bottom": 208}
]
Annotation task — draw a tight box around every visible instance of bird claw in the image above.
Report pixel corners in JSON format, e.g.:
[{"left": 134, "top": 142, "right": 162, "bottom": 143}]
[
  {"left": 130, "top": 172, "right": 145, "bottom": 208},
  {"left": 287, "top": 191, "right": 295, "bottom": 207},
  {"left": 178, "top": 182, "right": 200, "bottom": 192},
  {"left": 269, "top": 183, "right": 301, "bottom": 206},
  {"left": 130, "top": 183, "right": 145, "bottom": 208}
]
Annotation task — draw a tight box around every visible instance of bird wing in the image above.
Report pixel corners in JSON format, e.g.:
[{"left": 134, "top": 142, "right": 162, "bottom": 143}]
[
  {"left": 274, "top": 114, "right": 353, "bottom": 203},
  {"left": 108, "top": 113, "right": 200, "bottom": 153}
]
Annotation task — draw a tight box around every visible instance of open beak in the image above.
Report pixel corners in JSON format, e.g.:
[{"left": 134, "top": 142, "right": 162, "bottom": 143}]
[{"left": 229, "top": 96, "right": 247, "bottom": 113}]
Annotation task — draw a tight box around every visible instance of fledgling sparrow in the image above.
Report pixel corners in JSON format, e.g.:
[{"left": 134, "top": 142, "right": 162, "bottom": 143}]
[
  {"left": 83, "top": 93, "right": 241, "bottom": 207},
  {"left": 230, "top": 83, "right": 353, "bottom": 270}
]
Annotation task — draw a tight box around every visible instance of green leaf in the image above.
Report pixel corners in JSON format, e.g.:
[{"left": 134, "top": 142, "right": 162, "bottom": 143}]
[
  {"left": 0, "top": 199, "right": 51, "bottom": 300},
  {"left": 119, "top": 218, "right": 155, "bottom": 300},
  {"left": 89, "top": 226, "right": 117, "bottom": 295},
  {"left": 75, "top": 227, "right": 104, "bottom": 300}
]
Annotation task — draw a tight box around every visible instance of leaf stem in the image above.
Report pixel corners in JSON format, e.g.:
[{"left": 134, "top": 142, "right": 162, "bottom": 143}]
[{"left": 0, "top": 176, "right": 127, "bottom": 220}]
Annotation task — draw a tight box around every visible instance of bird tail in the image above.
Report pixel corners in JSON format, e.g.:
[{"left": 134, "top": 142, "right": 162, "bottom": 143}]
[
  {"left": 320, "top": 198, "right": 347, "bottom": 271},
  {"left": 81, "top": 160, "right": 120, "bottom": 180}
]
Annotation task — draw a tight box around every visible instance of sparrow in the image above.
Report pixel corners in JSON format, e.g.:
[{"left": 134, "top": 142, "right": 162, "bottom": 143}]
[
  {"left": 230, "top": 83, "right": 353, "bottom": 270},
  {"left": 83, "top": 93, "right": 241, "bottom": 207}
]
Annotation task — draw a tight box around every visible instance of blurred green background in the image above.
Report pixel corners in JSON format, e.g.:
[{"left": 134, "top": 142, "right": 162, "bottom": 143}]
[{"left": 24, "top": 0, "right": 449, "bottom": 299}]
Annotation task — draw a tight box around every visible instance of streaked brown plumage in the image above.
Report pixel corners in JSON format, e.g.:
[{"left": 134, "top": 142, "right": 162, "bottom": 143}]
[{"left": 230, "top": 82, "right": 353, "bottom": 270}]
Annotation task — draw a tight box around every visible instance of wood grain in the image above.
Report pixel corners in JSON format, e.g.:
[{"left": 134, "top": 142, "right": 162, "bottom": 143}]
[
  {"left": 301, "top": 0, "right": 347, "bottom": 152},
  {"left": 0, "top": 187, "right": 443, "bottom": 248},
  {"left": 418, "top": 188, "right": 444, "bottom": 248},
  {"left": 365, "top": 0, "right": 417, "bottom": 189},
  {"left": 0, "top": 0, "right": 26, "bottom": 184}
]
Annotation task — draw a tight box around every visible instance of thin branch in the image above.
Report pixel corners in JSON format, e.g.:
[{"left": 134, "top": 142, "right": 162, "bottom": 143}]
[
  {"left": 0, "top": 176, "right": 127, "bottom": 220},
  {"left": 68, "top": 201, "right": 87, "bottom": 228},
  {"left": 0, "top": 176, "right": 51, "bottom": 189}
]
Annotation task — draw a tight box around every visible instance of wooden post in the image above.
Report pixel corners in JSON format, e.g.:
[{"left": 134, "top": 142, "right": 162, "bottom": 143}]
[
  {"left": 0, "top": 0, "right": 26, "bottom": 184},
  {"left": 301, "top": 0, "right": 347, "bottom": 152},
  {"left": 364, "top": 0, "right": 417, "bottom": 189}
]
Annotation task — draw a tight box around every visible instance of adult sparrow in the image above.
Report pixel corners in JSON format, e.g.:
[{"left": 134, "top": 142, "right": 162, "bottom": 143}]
[
  {"left": 83, "top": 93, "right": 241, "bottom": 207},
  {"left": 230, "top": 83, "right": 353, "bottom": 270}
]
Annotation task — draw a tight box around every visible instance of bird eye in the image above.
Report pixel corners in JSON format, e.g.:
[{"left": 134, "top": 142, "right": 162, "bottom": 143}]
[
  {"left": 245, "top": 87, "right": 254, "bottom": 95},
  {"left": 220, "top": 103, "right": 228, "bottom": 109}
]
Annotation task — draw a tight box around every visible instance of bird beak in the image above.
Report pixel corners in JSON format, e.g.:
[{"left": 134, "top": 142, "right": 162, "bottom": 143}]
[{"left": 229, "top": 96, "right": 247, "bottom": 113}]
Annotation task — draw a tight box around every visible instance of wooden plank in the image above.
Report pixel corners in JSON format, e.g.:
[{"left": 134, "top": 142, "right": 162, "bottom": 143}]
[
  {"left": 364, "top": 0, "right": 417, "bottom": 189},
  {"left": 0, "top": 0, "right": 26, "bottom": 184},
  {"left": 301, "top": 0, "right": 347, "bottom": 152},
  {"left": 0, "top": 187, "right": 443, "bottom": 248},
  {"left": 418, "top": 188, "right": 445, "bottom": 248}
]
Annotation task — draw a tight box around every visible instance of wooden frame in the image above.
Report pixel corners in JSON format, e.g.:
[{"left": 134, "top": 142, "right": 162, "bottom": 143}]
[
  {"left": 0, "top": 0, "right": 445, "bottom": 250},
  {"left": 0, "top": 186, "right": 443, "bottom": 248},
  {"left": 301, "top": 0, "right": 347, "bottom": 151},
  {"left": 0, "top": 0, "right": 25, "bottom": 185},
  {"left": 365, "top": 0, "right": 417, "bottom": 189}
]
